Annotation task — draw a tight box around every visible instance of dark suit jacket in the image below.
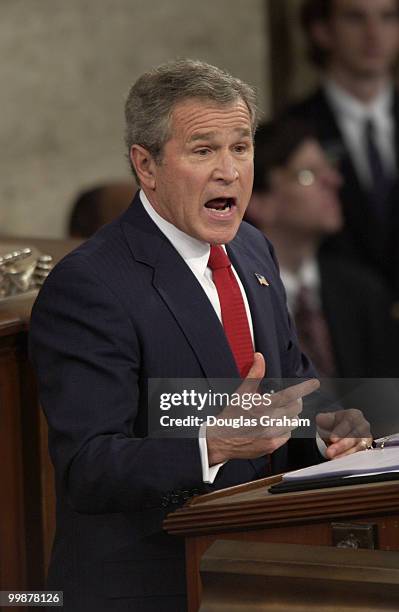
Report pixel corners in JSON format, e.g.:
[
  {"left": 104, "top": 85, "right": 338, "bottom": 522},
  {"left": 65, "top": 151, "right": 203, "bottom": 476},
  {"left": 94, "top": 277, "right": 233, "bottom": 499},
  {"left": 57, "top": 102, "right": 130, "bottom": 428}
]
[
  {"left": 284, "top": 88, "right": 399, "bottom": 296},
  {"left": 317, "top": 254, "right": 399, "bottom": 437},
  {"left": 29, "top": 194, "right": 321, "bottom": 612},
  {"left": 319, "top": 254, "right": 396, "bottom": 378}
]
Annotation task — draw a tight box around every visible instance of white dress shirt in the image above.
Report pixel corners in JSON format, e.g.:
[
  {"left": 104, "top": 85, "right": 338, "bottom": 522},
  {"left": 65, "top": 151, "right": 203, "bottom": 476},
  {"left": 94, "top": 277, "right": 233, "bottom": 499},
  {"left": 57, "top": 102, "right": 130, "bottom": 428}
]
[
  {"left": 140, "top": 190, "right": 254, "bottom": 482},
  {"left": 280, "top": 258, "right": 321, "bottom": 316},
  {"left": 324, "top": 79, "right": 396, "bottom": 189}
]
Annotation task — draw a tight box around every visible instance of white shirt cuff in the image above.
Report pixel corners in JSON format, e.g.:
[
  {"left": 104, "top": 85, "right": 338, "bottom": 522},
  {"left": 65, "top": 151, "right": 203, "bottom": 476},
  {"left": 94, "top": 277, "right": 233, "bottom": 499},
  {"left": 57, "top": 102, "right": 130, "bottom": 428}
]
[
  {"left": 199, "top": 429, "right": 326, "bottom": 483},
  {"left": 316, "top": 432, "right": 328, "bottom": 458},
  {"left": 198, "top": 423, "right": 226, "bottom": 483}
]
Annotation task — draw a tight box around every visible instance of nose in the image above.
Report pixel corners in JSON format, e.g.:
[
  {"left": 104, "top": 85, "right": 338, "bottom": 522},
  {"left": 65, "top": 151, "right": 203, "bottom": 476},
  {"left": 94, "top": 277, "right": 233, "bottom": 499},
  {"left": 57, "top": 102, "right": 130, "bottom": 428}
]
[
  {"left": 320, "top": 165, "right": 343, "bottom": 190},
  {"left": 213, "top": 152, "right": 239, "bottom": 183},
  {"left": 365, "top": 16, "right": 382, "bottom": 42}
]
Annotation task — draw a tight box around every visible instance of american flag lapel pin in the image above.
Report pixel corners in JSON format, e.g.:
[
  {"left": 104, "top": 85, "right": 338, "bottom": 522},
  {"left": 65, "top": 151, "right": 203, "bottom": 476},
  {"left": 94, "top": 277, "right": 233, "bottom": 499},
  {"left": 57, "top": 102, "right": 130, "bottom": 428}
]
[{"left": 254, "top": 273, "right": 269, "bottom": 286}]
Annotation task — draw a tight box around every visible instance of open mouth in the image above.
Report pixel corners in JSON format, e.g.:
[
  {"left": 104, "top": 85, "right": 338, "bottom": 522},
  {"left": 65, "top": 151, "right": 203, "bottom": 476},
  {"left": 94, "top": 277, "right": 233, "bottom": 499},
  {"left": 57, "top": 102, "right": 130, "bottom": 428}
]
[{"left": 204, "top": 197, "right": 235, "bottom": 213}]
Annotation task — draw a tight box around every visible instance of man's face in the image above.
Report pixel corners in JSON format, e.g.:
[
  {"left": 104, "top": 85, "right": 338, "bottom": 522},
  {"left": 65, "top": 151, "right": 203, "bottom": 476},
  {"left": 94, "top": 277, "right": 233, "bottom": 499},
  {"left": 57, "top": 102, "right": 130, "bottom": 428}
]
[
  {"left": 270, "top": 139, "right": 343, "bottom": 239},
  {"left": 320, "top": 0, "right": 399, "bottom": 78},
  {"left": 145, "top": 98, "right": 254, "bottom": 245}
]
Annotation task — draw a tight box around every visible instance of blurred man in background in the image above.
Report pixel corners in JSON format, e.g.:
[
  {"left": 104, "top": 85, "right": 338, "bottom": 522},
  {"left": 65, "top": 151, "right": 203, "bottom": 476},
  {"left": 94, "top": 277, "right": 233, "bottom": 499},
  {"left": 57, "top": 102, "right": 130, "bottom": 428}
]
[
  {"left": 246, "top": 119, "right": 396, "bottom": 378},
  {"left": 285, "top": 0, "right": 399, "bottom": 298}
]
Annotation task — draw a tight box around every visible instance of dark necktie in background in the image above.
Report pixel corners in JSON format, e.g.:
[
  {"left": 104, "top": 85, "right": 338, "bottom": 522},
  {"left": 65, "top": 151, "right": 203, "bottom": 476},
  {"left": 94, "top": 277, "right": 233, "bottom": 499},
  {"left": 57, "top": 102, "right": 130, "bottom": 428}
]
[
  {"left": 365, "top": 118, "right": 393, "bottom": 220},
  {"left": 208, "top": 245, "right": 254, "bottom": 378},
  {"left": 294, "top": 285, "right": 336, "bottom": 378}
]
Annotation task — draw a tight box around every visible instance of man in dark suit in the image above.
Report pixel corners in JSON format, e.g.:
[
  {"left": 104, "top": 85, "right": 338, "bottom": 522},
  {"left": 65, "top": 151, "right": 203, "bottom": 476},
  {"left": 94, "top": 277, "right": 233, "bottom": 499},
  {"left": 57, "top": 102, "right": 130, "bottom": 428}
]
[
  {"left": 29, "top": 60, "right": 371, "bottom": 612},
  {"left": 285, "top": 0, "right": 399, "bottom": 296}
]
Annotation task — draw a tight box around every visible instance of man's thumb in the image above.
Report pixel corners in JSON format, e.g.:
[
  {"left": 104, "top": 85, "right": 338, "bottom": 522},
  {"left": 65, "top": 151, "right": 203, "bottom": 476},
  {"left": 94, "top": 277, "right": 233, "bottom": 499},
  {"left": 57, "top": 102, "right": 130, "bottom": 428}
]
[
  {"left": 237, "top": 353, "right": 265, "bottom": 395},
  {"left": 246, "top": 352, "right": 266, "bottom": 381}
]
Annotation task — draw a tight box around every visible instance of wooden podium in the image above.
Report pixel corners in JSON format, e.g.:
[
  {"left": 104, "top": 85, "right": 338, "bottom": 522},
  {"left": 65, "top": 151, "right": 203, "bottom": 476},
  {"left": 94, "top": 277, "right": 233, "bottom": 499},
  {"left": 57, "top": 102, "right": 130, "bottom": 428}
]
[
  {"left": 164, "top": 474, "right": 399, "bottom": 611},
  {"left": 0, "top": 237, "right": 79, "bottom": 592}
]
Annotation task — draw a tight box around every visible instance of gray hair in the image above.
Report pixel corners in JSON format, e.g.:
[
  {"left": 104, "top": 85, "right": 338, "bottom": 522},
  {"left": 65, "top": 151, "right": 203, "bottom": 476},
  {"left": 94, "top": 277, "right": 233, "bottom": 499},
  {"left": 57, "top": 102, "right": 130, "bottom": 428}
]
[{"left": 124, "top": 59, "right": 258, "bottom": 182}]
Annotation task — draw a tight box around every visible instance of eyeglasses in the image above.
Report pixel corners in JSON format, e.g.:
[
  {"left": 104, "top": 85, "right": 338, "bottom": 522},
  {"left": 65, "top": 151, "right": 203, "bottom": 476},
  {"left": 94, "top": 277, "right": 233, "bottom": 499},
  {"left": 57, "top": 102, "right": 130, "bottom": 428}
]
[
  {"left": 291, "top": 164, "right": 339, "bottom": 187},
  {"left": 295, "top": 169, "right": 316, "bottom": 187}
]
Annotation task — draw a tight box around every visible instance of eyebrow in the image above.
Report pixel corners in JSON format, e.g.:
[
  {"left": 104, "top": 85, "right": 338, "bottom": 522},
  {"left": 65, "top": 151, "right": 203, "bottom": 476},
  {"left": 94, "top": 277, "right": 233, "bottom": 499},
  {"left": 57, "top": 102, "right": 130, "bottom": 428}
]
[{"left": 188, "top": 128, "right": 252, "bottom": 142}]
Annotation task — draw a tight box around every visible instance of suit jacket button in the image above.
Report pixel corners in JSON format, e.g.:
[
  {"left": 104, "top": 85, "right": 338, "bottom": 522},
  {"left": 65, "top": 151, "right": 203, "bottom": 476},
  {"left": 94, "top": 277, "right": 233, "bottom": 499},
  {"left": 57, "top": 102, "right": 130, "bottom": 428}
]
[
  {"left": 161, "top": 493, "right": 170, "bottom": 507},
  {"left": 171, "top": 492, "right": 180, "bottom": 504}
]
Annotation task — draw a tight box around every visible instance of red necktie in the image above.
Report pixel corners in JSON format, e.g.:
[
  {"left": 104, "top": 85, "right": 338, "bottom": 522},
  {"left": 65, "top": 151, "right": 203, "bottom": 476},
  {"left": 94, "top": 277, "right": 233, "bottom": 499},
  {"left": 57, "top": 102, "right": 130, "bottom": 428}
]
[{"left": 208, "top": 245, "right": 254, "bottom": 377}]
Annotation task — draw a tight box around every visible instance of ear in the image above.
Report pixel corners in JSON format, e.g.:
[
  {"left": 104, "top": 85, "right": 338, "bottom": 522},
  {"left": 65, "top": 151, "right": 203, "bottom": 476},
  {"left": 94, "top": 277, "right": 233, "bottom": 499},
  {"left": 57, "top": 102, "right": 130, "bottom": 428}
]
[
  {"left": 130, "top": 145, "right": 157, "bottom": 190},
  {"left": 310, "top": 20, "right": 333, "bottom": 52},
  {"left": 246, "top": 192, "right": 277, "bottom": 228}
]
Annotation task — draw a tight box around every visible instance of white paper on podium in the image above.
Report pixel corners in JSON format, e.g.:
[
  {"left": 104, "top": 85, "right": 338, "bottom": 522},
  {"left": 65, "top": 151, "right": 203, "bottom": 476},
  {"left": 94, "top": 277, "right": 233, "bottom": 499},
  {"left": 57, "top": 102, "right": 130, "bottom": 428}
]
[{"left": 283, "top": 447, "right": 399, "bottom": 482}]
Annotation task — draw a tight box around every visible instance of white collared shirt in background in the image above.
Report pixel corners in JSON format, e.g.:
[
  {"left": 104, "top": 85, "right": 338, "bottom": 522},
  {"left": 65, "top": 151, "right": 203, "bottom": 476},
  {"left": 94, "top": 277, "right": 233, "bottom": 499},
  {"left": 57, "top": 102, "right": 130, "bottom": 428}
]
[{"left": 280, "top": 258, "right": 321, "bottom": 316}]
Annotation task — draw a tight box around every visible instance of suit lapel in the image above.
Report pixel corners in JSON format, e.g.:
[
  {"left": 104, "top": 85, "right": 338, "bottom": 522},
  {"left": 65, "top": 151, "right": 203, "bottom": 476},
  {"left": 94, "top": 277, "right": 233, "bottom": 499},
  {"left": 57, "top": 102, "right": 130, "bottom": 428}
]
[
  {"left": 312, "top": 90, "right": 366, "bottom": 199},
  {"left": 152, "top": 250, "right": 239, "bottom": 379},
  {"left": 121, "top": 196, "right": 239, "bottom": 380},
  {"left": 391, "top": 90, "right": 399, "bottom": 171},
  {"left": 227, "top": 234, "right": 280, "bottom": 377},
  {"left": 388, "top": 92, "right": 399, "bottom": 251}
]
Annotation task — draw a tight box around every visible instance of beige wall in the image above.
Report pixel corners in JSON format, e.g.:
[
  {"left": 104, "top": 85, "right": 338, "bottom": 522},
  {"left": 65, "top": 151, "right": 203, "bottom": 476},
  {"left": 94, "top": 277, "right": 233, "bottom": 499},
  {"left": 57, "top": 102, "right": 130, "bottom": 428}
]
[
  {"left": 2, "top": 0, "right": 270, "bottom": 238},
  {"left": 285, "top": 0, "right": 319, "bottom": 101}
]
